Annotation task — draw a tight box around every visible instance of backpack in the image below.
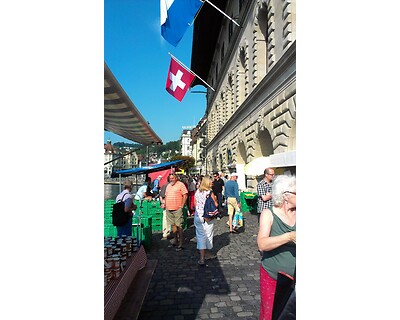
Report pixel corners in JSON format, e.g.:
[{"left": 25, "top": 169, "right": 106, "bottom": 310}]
[
  {"left": 203, "top": 191, "right": 219, "bottom": 219},
  {"left": 112, "top": 193, "right": 131, "bottom": 226}
]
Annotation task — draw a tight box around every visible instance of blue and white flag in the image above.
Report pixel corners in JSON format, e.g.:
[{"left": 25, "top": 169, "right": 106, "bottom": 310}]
[{"left": 160, "top": 0, "right": 203, "bottom": 47}]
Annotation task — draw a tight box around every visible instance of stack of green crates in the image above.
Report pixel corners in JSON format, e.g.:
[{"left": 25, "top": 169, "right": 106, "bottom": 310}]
[
  {"left": 144, "top": 200, "right": 188, "bottom": 231},
  {"left": 146, "top": 200, "right": 163, "bottom": 232},
  {"left": 104, "top": 199, "right": 153, "bottom": 250},
  {"left": 104, "top": 199, "right": 117, "bottom": 238},
  {"left": 132, "top": 215, "right": 152, "bottom": 250},
  {"left": 134, "top": 199, "right": 148, "bottom": 215},
  {"left": 124, "top": 199, "right": 189, "bottom": 234},
  {"left": 182, "top": 206, "right": 188, "bottom": 230},
  {"left": 134, "top": 199, "right": 163, "bottom": 232}
]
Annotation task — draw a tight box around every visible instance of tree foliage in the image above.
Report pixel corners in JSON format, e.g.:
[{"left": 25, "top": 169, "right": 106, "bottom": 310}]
[
  {"left": 113, "top": 140, "right": 181, "bottom": 157},
  {"left": 171, "top": 155, "right": 195, "bottom": 172}
]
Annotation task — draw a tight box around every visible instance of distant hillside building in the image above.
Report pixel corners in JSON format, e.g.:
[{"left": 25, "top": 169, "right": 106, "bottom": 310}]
[{"left": 104, "top": 140, "right": 138, "bottom": 177}]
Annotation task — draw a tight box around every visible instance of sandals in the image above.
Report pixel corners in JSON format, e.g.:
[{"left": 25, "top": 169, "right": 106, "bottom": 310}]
[
  {"left": 198, "top": 260, "right": 205, "bottom": 266},
  {"left": 175, "top": 246, "right": 184, "bottom": 251},
  {"left": 230, "top": 229, "right": 238, "bottom": 234}
]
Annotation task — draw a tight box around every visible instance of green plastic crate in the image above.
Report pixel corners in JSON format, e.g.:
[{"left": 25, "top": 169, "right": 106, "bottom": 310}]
[
  {"left": 104, "top": 225, "right": 117, "bottom": 238},
  {"left": 240, "top": 192, "right": 258, "bottom": 213},
  {"left": 104, "top": 216, "right": 113, "bottom": 225},
  {"left": 147, "top": 208, "right": 163, "bottom": 218},
  {"left": 151, "top": 216, "right": 162, "bottom": 232},
  {"left": 132, "top": 215, "right": 152, "bottom": 228},
  {"left": 135, "top": 200, "right": 148, "bottom": 215},
  {"left": 182, "top": 206, "right": 188, "bottom": 230},
  {"left": 132, "top": 225, "right": 152, "bottom": 251},
  {"left": 151, "top": 216, "right": 162, "bottom": 224},
  {"left": 104, "top": 200, "right": 114, "bottom": 208},
  {"left": 104, "top": 200, "right": 115, "bottom": 219},
  {"left": 152, "top": 224, "right": 162, "bottom": 232},
  {"left": 146, "top": 200, "right": 161, "bottom": 210}
]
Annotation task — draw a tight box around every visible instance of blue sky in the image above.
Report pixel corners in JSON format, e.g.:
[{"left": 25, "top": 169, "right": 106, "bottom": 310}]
[{"left": 104, "top": 0, "right": 207, "bottom": 144}]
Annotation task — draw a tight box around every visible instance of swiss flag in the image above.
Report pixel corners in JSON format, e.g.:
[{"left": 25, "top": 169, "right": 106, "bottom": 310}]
[{"left": 165, "top": 57, "right": 195, "bottom": 102}]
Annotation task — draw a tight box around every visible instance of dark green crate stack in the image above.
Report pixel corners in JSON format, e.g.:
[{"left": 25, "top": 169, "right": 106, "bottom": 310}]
[
  {"left": 145, "top": 200, "right": 189, "bottom": 230},
  {"left": 132, "top": 215, "right": 152, "bottom": 251},
  {"left": 104, "top": 199, "right": 117, "bottom": 238},
  {"left": 182, "top": 206, "right": 188, "bottom": 230},
  {"left": 133, "top": 200, "right": 162, "bottom": 232},
  {"left": 146, "top": 200, "right": 163, "bottom": 232},
  {"left": 129, "top": 199, "right": 189, "bottom": 234},
  {"left": 240, "top": 192, "right": 258, "bottom": 214},
  {"left": 104, "top": 199, "right": 153, "bottom": 250}
]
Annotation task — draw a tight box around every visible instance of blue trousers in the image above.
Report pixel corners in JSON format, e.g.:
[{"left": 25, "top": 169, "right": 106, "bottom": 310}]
[{"left": 116, "top": 217, "right": 132, "bottom": 237}]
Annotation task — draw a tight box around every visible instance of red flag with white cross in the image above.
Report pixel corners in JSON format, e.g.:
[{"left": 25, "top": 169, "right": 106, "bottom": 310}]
[{"left": 165, "top": 57, "right": 195, "bottom": 102}]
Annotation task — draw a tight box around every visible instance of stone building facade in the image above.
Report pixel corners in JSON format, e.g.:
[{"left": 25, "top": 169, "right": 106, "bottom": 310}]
[
  {"left": 191, "top": 116, "right": 207, "bottom": 174},
  {"left": 191, "top": 0, "right": 296, "bottom": 191}
]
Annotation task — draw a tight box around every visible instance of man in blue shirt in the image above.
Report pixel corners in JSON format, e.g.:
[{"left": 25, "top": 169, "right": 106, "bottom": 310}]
[
  {"left": 152, "top": 175, "right": 162, "bottom": 196},
  {"left": 224, "top": 173, "right": 241, "bottom": 233}
]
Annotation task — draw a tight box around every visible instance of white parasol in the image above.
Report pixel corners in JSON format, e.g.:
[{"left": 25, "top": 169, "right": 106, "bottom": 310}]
[{"left": 244, "top": 157, "right": 272, "bottom": 176}]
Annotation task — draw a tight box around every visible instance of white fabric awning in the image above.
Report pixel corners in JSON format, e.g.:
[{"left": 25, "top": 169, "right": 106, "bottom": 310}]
[
  {"left": 269, "top": 151, "right": 296, "bottom": 168},
  {"left": 244, "top": 151, "right": 296, "bottom": 176},
  {"left": 104, "top": 62, "right": 163, "bottom": 145},
  {"left": 244, "top": 157, "right": 272, "bottom": 176}
]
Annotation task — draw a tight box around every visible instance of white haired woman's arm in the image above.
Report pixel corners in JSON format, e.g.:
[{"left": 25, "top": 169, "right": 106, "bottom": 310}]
[{"left": 257, "top": 208, "right": 296, "bottom": 251}]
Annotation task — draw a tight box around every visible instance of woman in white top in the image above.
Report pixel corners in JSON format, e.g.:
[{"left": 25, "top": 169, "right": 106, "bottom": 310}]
[{"left": 194, "top": 176, "right": 219, "bottom": 266}]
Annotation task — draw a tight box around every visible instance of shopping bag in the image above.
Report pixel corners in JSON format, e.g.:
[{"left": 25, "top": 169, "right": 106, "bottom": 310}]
[
  {"left": 237, "top": 211, "right": 243, "bottom": 227},
  {"left": 232, "top": 213, "right": 239, "bottom": 227}
]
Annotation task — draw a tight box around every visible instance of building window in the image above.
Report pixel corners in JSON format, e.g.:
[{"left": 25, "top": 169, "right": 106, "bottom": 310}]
[{"left": 228, "top": 149, "right": 232, "bottom": 164}]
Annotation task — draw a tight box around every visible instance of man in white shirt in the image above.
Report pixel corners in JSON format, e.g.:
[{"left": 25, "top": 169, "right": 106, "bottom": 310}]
[{"left": 135, "top": 177, "right": 153, "bottom": 201}]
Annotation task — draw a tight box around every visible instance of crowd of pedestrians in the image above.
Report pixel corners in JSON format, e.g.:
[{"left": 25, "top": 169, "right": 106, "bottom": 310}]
[{"left": 114, "top": 168, "right": 296, "bottom": 320}]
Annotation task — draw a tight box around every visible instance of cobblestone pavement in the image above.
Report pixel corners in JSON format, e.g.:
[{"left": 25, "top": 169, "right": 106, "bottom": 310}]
[{"left": 138, "top": 212, "right": 261, "bottom": 320}]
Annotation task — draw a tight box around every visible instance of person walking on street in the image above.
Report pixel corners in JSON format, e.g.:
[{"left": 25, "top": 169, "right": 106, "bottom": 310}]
[
  {"left": 224, "top": 172, "right": 241, "bottom": 233},
  {"left": 194, "top": 176, "right": 218, "bottom": 265},
  {"left": 152, "top": 175, "right": 162, "bottom": 196},
  {"left": 159, "top": 175, "right": 171, "bottom": 240},
  {"left": 257, "top": 174, "right": 296, "bottom": 320},
  {"left": 165, "top": 173, "right": 188, "bottom": 251},
  {"left": 212, "top": 172, "right": 225, "bottom": 219},
  {"left": 115, "top": 180, "right": 137, "bottom": 237},
  {"left": 257, "top": 168, "right": 275, "bottom": 222},
  {"left": 220, "top": 171, "right": 227, "bottom": 183},
  {"left": 187, "top": 176, "right": 197, "bottom": 216}
]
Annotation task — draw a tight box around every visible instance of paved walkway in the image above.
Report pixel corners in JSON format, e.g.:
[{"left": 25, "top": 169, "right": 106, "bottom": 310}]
[{"left": 133, "top": 211, "right": 262, "bottom": 320}]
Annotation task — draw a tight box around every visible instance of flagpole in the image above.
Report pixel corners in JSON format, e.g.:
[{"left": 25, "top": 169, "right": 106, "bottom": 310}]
[
  {"left": 202, "top": 0, "right": 240, "bottom": 27},
  {"left": 190, "top": 0, "right": 206, "bottom": 26},
  {"left": 168, "top": 52, "right": 215, "bottom": 92}
]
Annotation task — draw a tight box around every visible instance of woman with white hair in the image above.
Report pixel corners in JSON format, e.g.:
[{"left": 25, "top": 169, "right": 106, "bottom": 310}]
[{"left": 257, "top": 174, "right": 296, "bottom": 320}]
